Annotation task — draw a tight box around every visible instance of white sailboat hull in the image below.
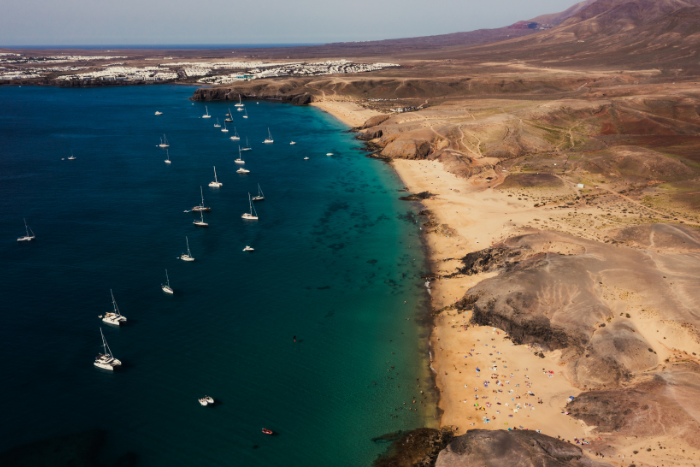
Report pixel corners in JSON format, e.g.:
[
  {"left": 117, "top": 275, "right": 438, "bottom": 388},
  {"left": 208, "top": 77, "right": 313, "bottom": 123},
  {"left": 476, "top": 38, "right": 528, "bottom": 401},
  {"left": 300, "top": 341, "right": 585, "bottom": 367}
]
[
  {"left": 165, "top": 160, "right": 172, "bottom": 164},
  {"left": 191, "top": 206, "right": 211, "bottom": 212},
  {"left": 102, "top": 314, "right": 127, "bottom": 325},
  {"left": 17, "top": 236, "right": 34, "bottom": 242},
  {"left": 209, "top": 182, "right": 223, "bottom": 187},
  {"left": 162, "top": 285, "right": 174, "bottom": 294},
  {"left": 155, "top": 111, "right": 163, "bottom": 115},
  {"left": 181, "top": 255, "right": 195, "bottom": 262},
  {"left": 241, "top": 213, "right": 258, "bottom": 220},
  {"left": 263, "top": 139, "right": 273, "bottom": 144},
  {"left": 252, "top": 196, "right": 264, "bottom": 201},
  {"left": 159, "top": 144, "right": 169, "bottom": 148},
  {"left": 235, "top": 159, "right": 245, "bottom": 164},
  {"left": 230, "top": 136, "right": 240, "bottom": 140},
  {"left": 243, "top": 246, "right": 254, "bottom": 251},
  {"left": 236, "top": 169, "right": 249, "bottom": 174}
]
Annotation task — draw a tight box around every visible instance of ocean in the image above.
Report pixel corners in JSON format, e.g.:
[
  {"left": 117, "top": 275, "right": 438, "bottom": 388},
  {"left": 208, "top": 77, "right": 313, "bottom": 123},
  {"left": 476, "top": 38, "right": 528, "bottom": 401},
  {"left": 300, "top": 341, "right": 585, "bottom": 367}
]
[{"left": 0, "top": 85, "right": 434, "bottom": 466}]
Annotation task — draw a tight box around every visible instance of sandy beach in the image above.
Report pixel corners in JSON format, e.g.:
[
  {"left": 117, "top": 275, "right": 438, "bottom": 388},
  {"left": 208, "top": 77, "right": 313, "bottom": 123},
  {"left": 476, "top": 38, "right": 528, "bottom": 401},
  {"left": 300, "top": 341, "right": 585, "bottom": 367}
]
[
  {"left": 316, "top": 99, "right": 700, "bottom": 466},
  {"left": 311, "top": 100, "right": 380, "bottom": 128}
]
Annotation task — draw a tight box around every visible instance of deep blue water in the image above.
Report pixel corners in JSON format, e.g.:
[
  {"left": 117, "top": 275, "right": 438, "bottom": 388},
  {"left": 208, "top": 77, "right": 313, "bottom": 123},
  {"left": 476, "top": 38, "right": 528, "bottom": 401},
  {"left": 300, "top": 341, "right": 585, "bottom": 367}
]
[{"left": 0, "top": 86, "right": 434, "bottom": 466}]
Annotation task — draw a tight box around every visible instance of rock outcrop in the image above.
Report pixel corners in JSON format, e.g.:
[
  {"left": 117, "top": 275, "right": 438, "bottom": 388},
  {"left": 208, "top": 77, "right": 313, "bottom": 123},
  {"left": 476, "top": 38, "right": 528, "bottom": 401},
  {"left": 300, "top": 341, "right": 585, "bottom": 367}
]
[
  {"left": 191, "top": 87, "right": 314, "bottom": 105},
  {"left": 435, "top": 430, "right": 605, "bottom": 467}
]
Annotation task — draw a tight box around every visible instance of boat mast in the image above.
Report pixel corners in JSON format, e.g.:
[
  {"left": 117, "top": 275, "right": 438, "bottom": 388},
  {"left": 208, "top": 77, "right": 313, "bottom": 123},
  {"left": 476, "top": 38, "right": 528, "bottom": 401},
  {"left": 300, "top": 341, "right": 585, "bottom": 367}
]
[
  {"left": 213, "top": 166, "right": 218, "bottom": 183},
  {"left": 23, "top": 218, "right": 29, "bottom": 237},
  {"left": 165, "top": 269, "right": 170, "bottom": 287},
  {"left": 111, "top": 289, "right": 120, "bottom": 317},
  {"left": 186, "top": 237, "right": 191, "bottom": 256},
  {"left": 200, "top": 186, "right": 204, "bottom": 207}
]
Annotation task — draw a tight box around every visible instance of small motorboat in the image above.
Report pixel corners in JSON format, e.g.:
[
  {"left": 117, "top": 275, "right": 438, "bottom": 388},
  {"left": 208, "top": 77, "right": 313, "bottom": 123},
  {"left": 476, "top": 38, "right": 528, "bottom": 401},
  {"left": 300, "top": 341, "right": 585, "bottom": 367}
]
[
  {"left": 304, "top": 157, "right": 309, "bottom": 160},
  {"left": 290, "top": 141, "right": 296, "bottom": 145},
  {"left": 155, "top": 111, "right": 163, "bottom": 116},
  {"left": 326, "top": 153, "right": 333, "bottom": 156},
  {"left": 236, "top": 167, "right": 250, "bottom": 174},
  {"left": 262, "top": 428, "right": 273, "bottom": 435},
  {"left": 243, "top": 246, "right": 254, "bottom": 252},
  {"left": 205, "top": 396, "right": 214, "bottom": 404},
  {"left": 199, "top": 398, "right": 208, "bottom": 406}
]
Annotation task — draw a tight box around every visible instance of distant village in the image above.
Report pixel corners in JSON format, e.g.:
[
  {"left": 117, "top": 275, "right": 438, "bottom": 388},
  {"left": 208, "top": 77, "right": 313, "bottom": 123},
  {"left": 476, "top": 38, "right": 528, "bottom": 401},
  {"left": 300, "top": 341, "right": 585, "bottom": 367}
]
[{"left": 0, "top": 54, "right": 399, "bottom": 84}]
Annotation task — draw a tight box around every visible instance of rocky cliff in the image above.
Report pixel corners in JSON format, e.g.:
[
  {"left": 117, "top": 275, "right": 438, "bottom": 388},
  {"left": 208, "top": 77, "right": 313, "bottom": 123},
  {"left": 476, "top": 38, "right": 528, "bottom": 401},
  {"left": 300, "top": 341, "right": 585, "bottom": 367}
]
[{"left": 191, "top": 87, "right": 314, "bottom": 105}]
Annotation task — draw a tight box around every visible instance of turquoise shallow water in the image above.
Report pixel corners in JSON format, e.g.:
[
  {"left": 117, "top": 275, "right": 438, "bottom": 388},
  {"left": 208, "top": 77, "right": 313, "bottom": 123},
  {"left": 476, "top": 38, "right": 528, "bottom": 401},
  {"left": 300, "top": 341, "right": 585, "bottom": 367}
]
[{"left": 0, "top": 85, "right": 433, "bottom": 466}]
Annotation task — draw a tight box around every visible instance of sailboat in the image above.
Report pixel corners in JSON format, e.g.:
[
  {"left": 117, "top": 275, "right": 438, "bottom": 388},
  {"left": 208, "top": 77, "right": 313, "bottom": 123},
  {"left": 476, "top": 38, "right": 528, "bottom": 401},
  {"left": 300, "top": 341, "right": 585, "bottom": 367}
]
[
  {"left": 234, "top": 94, "right": 244, "bottom": 107},
  {"left": 241, "top": 193, "right": 258, "bottom": 220},
  {"left": 67, "top": 152, "right": 77, "bottom": 160},
  {"left": 194, "top": 210, "right": 209, "bottom": 227},
  {"left": 214, "top": 118, "right": 221, "bottom": 128},
  {"left": 225, "top": 108, "right": 233, "bottom": 122},
  {"left": 235, "top": 146, "right": 245, "bottom": 164},
  {"left": 102, "top": 289, "right": 127, "bottom": 326},
  {"left": 159, "top": 134, "right": 170, "bottom": 148},
  {"left": 242, "top": 137, "right": 252, "bottom": 151},
  {"left": 221, "top": 122, "right": 229, "bottom": 133},
  {"left": 202, "top": 106, "right": 211, "bottom": 119},
  {"left": 263, "top": 128, "right": 273, "bottom": 144},
  {"left": 191, "top": 186, "right": 211, "bottom": 212},
  {"left": 252, "top": 184, "right": 264, "bottom": 201},
  {"left": 230, "top": 127, "right": 240, "bottom": 141},
  {"left": 17, "top": 218, "right": 35, "bottom": 242},
  {"left": 209, "top": 166, "right": 223, "bottom": 188},
  {"left": 94, "top": 328, "right": 122, "bottom": 370},
  {"left": 242, "top": 108, "right": 248, "bottom": 119},
  {"left": 165, "top": 149, "right": 172, "bottom": 164},
  {"left": 162, "top": 269, "right": 174, "bottom": 294},
  {"left": 181, "top": 236, "right": 195, "bottom": 261}
]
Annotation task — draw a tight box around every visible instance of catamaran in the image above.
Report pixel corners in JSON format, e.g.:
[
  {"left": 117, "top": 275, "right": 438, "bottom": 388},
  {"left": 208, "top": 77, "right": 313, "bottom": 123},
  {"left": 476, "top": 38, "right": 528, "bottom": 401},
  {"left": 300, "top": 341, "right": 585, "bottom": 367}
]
[
  {"left": 191, "top": 186, "right": 211, "bottom": 212},
  {"left": 202, "top": 106, "right": 211, "bottom": 119},
  {"left": 221, "top": 122, "right": 229, "bottom": 133},
  {"left": 165, "top": 149, "right": 172, "bottom": 164},
  {"left": 162, "top": 269, "right": 174, "bottom": 294},
  {"left": 159, "top": 134, "right": 170, "bottom": 148},
  {"left": 263, "top": 128, "right": 273, "bottom": 144},
  {"left": 235, "top": 146, "right": 245, "bottom": 164},
  {"left": 252, "top": 184, "right": 264, "bottom": 201},
  {"left": 17, "top": 218, "right": 35, "bottom": 242},
  {"left": 181, "top": 236, "right": 195, "bottom": 261},
  {"left": 225, "top": 108, "right": 233, "bottom": 122},
  {"left": 209, "top": 166, "right": 223, "bottom": 188},
  {"left": 102, "top": 289, "right": 127, "bottom": 326},
  {"left": 241, "top": 193, "right": 258, "bottom": 220},
  {"left": 234, "top": 94, "right": 244, "bottom": 107},
  {"left": 242, "top": 108, "right": 248, "bottom": 119},
  {"left": 94, "top": 328, "right": 122, "bottom": 370},
  {"left": 242, "top": 137, "right": 252, "bottom": 151},
  {"left": 214, "top": 118, "right": 221, "bottom": 128},
  {"left": 194, "top": 210, "right": 209, "bottom": 227},
  {"left": 230, "top": 127, "right": 240, "bottom": 141}
]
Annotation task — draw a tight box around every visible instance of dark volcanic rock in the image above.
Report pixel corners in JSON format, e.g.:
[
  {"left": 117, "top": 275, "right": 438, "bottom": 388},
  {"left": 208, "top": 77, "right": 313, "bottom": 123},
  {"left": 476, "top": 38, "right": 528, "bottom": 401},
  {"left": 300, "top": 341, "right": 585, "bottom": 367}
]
[
  {"left": 191, "top": 87, "right": 313, "bottom": 105},
  {"left": 357, "top": 128, "right": 384, "bottom": 140},
  {"left": 399, "top": 191, "right": 435, "bottom": 201},
  {"left": 436, "top": 430, "right": 603, "bottom": 467},
  {"left": 374, "top": 428, "right": 453, "bottom": 467}
]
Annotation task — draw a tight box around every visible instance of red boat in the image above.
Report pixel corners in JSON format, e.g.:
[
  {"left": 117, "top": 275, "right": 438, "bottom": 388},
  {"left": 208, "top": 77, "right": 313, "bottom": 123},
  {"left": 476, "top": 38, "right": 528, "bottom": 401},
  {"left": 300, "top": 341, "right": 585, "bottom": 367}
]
[{"left": 262, "top": 428, "right": 274, "bottom": 435}]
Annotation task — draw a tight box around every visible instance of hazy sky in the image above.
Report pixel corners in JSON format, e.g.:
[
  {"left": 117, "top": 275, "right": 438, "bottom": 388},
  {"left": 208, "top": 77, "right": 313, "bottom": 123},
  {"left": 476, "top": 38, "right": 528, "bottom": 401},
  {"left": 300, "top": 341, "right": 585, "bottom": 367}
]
[{"left": 1, "top": 0, "right": 580, "bottom": 46}]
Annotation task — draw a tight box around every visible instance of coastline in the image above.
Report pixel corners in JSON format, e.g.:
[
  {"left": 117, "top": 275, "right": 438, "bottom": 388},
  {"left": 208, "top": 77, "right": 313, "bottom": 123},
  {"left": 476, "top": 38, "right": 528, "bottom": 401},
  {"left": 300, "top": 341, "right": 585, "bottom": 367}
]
[{"left": 316, "top": 98, "right": 598, "bottom": 455}]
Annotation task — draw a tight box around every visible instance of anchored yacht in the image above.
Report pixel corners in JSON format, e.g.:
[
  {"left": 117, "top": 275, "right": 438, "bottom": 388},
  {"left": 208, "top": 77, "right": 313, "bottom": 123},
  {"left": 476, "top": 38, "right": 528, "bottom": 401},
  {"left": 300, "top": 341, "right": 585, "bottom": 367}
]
[
  {"left": 221, "top": 122, "right": 229, "bottom": 133},
  {"left": 230, "top": 127, "right": 240, "bottom": 141},
  {"left": 235, "top": 146, "right": 245, "bottom": 164},
  {"left": 159, "top": 135, "right": 170, "bottom": 148},
  {"left": 243, "top": 246, "right": 254, "bottom": 252},
  {"left": 234, "top": 94, "right": 244, "bottom": 107},
  {"left": 241, "top": 138, "right": 252, "bottom": 151},
  {"left": 202, "top": 106, "right": 211, "bottom": 119},
  {"left": 162, "top": 269, "right": 174, "bottom": 294},
  {"left": 94, "top": 328, "right": 122, "bottom": 370},
  {"left": 102, "top": 290, "right": 127, "bottom": 326},
  {"left": 252, "top": 184, "right": 264, "bottom": 201},
  {"left": 241, "top": 193, "right": 258, "bottom": 220},
  {"left": 17, "top": 218, "right": 35, "bottom": 242},
  {"left": 181, "top": 236, "right": 195, "bottom": 261},
  {"left": 191, "top": 186, "right": 211, "bottom": 212},
  {"left": 209, "top": 166, "right": 223, "bottom": 188},
  {"left": 214, "top": 118, "right": 221, "bottom": 128},
  {"left": 263, "top": 128, "right": 273, "bottom": 144},
  {"left": 225, "top": 108, "right": 233, "bottom": 122},
  {"left": 165, "top": 149, "right": 172, "bottom": 164}
]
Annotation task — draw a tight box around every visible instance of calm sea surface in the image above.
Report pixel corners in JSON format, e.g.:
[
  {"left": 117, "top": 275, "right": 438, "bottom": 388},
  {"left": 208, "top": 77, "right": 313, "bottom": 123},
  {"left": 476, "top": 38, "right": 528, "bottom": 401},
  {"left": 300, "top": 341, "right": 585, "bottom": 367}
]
[{"left": 0, "top": 85, "right": 434, "bottom": 466}]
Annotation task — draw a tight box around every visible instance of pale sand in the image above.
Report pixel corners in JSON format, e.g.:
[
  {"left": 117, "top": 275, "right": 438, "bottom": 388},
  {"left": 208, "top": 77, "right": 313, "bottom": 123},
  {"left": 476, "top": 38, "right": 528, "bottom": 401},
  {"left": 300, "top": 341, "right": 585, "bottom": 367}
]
[
  {"left": 311, "top": 101, "right": 381, "bottom": 128},
  {"left": 316, "top": 101, "right": 700, "bottom": 465}
]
